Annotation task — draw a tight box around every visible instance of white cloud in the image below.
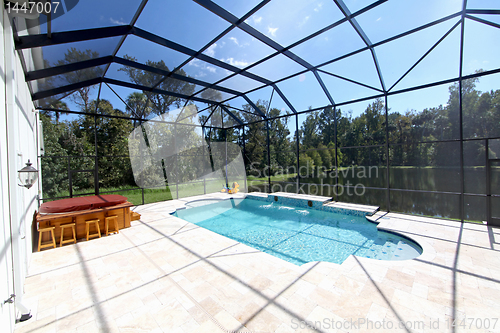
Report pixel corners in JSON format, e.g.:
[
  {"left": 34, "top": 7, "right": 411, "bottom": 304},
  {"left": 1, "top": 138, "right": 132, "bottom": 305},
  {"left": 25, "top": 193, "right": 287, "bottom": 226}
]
[
  {"left": 188, "top": 58, "right": 201, "bottom": 67},
  {"left": 314, "top": 3, "right": 323, "bottom": 12},
  {"left": 229, "top": 37, "right": 239, "bottom": 46},
  {"left": 110, "top": 17, "right": 127, "bottom": 25},
  {"left": 299, "top": 16, "right": 310, "bottom": 27},
  {"left": 204, "top": 43, "right": 217, "bottom": 57},
  {"left": 224, "top": 57, "right": 250, "bottom": 68},
  {"left": 268, "top": 26, "right": 278, "bottom": 37},
  {"left": 376, "top": 17, "right": 382, "bottom": 22},
  {"left": 189, "top": 61, "right": 217, "bottom": 78},
  {"left": 229, "top": 37, "right": 250, "bottom": 48},
  {"left": 253, "top": 16, "right": 263, "bottom": 24}
]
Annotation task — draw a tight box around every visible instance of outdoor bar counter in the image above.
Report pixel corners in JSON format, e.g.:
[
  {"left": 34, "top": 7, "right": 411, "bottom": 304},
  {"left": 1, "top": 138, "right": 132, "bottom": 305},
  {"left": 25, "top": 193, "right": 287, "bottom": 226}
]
[{"left": 36, "top": 195, "right": 135, "bottom": 243}]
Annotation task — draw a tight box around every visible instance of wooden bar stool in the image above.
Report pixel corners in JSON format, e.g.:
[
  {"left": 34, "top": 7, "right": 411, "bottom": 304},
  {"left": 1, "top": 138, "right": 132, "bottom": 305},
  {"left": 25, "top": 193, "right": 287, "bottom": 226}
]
[
  {"left": 38, "top": 226, "right": 56, "bottom": 251},
  {"left": 85, "top": 219, "right": 101, "bottom": 241},
  {"left": 105, "top": 215, "right": 119, "bottom": 236},
  {"left": 60, "top": 223, "right": 76, "bottom": 247}
]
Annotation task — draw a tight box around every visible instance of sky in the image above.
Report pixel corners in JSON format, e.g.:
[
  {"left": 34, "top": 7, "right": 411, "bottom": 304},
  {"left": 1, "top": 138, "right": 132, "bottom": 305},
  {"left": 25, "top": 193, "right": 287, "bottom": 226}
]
[{"left": 36, "top": 0, "right": 500, "bottom": 127}]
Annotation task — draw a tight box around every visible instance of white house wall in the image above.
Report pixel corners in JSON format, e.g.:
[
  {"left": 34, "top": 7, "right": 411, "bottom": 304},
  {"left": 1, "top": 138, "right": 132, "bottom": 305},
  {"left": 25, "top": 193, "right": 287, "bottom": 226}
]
[{"left": 1, "top": 3, "right": 40, "bottom": 331}]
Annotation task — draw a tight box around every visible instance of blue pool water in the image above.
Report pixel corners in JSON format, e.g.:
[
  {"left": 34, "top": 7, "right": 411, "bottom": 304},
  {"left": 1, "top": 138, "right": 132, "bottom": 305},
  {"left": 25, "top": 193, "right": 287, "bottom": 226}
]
[{"left": 174, "top": 198, "right": 422, "bottom": 265}]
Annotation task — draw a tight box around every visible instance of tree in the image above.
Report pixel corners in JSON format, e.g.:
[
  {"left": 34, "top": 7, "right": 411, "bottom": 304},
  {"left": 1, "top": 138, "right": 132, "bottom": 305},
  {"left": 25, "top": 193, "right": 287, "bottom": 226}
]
[
  {"left": 317, "top": 143, "right": 332, "bottom": 169},
  {"left": 300, "top": 110, "right": 320, "bottom": 149},
  {"left": 336, "top": 108, "right": 355, "bottom": 149},
  {"left": 319, "top": 106, "right": 337, "bottom": 146},
  {"left": 359, "top": 98, "right": 385, "bottom": 146},
  {"left": 88, "top": 100, "right": 134, "bottom": 188},
  {"left": 39, "top": 99, "right": 70, "bottom": 123},
  {"left": 201, "top": 88, "right": 223, "bottom": 103},
  {"left": 299, "top": 155, "right": 315, "bottom": 177},
  {"left": 39, "top": 113, "right": 71, "bottom": 198},
  {"left": 456, "top": 75, "right": 500, "bottom": 139},
  {"left": 268, "top": 107, "right": 294, "bottom": 173},
  {"left": 126, "top": 92, "right": 151, "bottom": 120},
  {"left": 240, "top": 102, "right": 267, "bottom": 175},
  {"left": 55, "top": 48, "right": 104, "bottom": 112},
  {"left": 306, "top": 150, "right": 322, "bottom": 172},
  {"left": 119, "top": 55, "right": 195, "bottom": 115}
]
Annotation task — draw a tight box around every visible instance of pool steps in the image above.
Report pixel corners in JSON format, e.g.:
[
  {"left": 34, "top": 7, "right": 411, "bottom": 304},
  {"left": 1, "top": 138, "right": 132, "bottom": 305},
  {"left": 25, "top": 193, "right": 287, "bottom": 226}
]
[{"left": 366, "top": 211, "right": 389, "bottom": 223}]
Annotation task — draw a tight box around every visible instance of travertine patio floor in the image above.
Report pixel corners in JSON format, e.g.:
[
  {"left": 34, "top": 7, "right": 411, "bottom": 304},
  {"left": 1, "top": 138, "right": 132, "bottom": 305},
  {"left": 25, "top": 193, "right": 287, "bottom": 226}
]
[{"left": 15, "top": 192, "right": 500, "bottom": 332}]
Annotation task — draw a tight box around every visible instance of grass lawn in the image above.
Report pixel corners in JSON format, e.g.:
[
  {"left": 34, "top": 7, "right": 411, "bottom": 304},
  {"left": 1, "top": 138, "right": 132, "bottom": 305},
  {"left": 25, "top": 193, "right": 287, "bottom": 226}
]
[
  {"left": 42, "top": 171, "right": 486, "bottom": 224},
  {"left": 44, "top": 179, "right": 247, "bottom": 206}
]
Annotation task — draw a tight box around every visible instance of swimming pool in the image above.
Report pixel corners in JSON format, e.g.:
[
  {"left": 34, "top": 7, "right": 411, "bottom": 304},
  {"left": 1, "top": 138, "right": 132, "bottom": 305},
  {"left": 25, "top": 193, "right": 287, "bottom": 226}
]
[{"left": 174, "top": 198, "right": 422, "bottom": 265}]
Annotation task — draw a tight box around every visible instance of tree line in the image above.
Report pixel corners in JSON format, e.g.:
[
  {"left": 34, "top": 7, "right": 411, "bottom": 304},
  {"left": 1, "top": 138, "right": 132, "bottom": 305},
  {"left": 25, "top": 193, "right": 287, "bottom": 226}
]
[
  {"left": 234, "top": 75, "right": 499, "bottom": 178},
  {"left": 39, "top": 48, "right": 499, "bottom": 198}
]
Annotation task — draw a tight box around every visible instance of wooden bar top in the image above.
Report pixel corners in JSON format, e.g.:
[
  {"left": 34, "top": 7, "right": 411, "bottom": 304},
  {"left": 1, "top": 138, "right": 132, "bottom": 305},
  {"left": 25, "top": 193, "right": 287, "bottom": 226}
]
[
  {"left": 37, "top": 201, "right": 134, "bottom": 222},
  {"left": 36, "top": 201, "right": 135, "bottom": 245}
]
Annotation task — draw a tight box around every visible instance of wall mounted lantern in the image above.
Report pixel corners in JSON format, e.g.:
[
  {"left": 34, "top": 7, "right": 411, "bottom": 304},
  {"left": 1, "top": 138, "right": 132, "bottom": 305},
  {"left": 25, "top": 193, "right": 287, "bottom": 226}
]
[{"left": 18, "top": 160, "right": 38, "bottom": 189}]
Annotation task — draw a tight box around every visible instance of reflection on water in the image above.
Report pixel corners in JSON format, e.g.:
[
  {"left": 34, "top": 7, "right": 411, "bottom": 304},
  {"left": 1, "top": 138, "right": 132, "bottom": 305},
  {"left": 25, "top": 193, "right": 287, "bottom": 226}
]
[{"left": 249, "top": 166, "right": 496, "bottom": 222}]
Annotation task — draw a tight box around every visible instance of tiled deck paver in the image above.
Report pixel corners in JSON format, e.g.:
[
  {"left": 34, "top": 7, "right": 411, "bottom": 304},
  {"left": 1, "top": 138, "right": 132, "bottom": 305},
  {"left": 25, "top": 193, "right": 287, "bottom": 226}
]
[{"left": 15, "top": 193, "right": 500, "bottom": 332}]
